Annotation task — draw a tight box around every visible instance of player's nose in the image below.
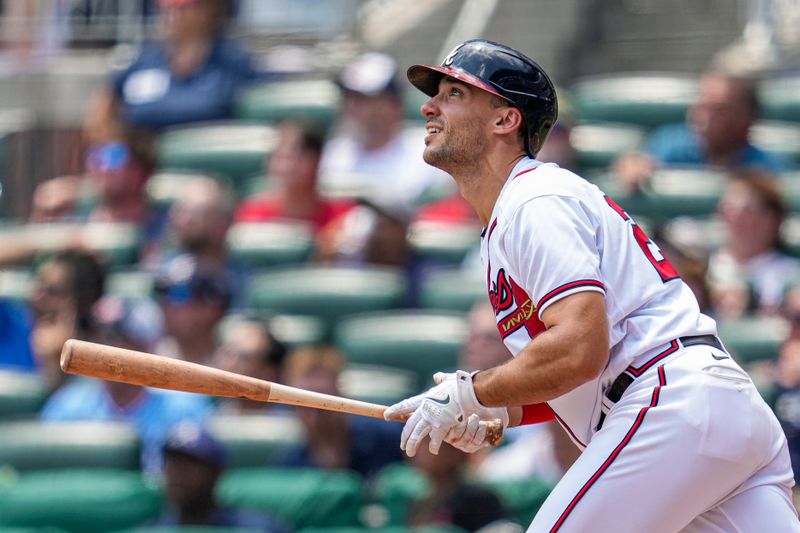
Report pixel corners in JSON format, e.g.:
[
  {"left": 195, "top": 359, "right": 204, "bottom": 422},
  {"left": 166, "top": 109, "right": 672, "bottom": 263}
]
[{"left": 420, "top": 97, "right": 439, "bottom": 119}]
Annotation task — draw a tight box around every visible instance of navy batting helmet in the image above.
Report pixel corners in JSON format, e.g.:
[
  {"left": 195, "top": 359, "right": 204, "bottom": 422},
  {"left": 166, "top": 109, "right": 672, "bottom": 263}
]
[{"left": 407, "top": 39, "right": 558, "bottom": 158}]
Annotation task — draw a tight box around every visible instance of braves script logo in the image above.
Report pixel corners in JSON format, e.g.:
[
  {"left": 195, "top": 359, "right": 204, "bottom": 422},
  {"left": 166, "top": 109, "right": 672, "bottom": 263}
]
[
  {"left": 488, "top": 268, "right": 545, "bottom": 339},
  {"left": 442, "top": 43, "right": 464, "bottom": 66}
]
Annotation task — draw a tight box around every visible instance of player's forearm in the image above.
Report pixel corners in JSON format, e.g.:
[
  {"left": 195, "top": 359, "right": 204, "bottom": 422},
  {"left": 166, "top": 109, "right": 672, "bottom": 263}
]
[{"left": 472, "top": 324, "right": 609, "bottom": 408}]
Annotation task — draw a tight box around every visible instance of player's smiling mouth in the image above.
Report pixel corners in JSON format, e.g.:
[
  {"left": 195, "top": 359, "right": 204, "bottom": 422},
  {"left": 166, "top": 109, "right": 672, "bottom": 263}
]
[{"left": 425, "top": 122, "right": 444, "bottom": 144}]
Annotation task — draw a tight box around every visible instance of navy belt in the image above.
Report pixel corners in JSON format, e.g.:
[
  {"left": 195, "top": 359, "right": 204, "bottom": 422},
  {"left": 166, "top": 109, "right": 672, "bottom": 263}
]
[{"left": 598, "top": 334, "right": 725, "bottom": 429}]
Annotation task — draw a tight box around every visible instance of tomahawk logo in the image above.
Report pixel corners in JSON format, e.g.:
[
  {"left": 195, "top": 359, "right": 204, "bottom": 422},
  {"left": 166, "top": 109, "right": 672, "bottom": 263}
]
[{"left": 488, "top": 268, "right": 546, "bottom": 340}]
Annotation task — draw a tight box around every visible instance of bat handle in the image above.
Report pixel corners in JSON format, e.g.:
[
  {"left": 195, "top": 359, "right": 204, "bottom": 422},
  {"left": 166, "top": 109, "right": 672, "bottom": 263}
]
[{"left": 392, "top": 410, "right": 504, "bottom": 446}]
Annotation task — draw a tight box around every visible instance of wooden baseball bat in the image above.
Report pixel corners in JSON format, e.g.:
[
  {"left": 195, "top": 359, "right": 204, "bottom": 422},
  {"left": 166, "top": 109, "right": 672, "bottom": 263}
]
[{"left": 59, "top": 339, "right": 504, "bottom": 445}]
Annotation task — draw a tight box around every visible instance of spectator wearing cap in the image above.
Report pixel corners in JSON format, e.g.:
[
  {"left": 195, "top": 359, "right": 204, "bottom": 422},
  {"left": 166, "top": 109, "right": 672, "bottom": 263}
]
[
  {"left": 41, "top": 295, "right": 211, "bottom": 471},
  {"left": 279, "top": 346, "right": 404, "bottom": 479},
  {"left": 154, "top": 254, "right": 233, "bottom": 365},
  {"left": 83, "top": 0, "right": 263, "bottom": 143},
  {"left": 154, "top": 422, "right": 291, "bottom": 531},
  {"left": 211, "top": 318, "right": 288, "bottom": 414},
  {"left": 234, "top": 119, "right": 355, "bottom": 234},
  {"left": 614, "top": 71, "right": 785, "bottom": 194},
  {"left": 319, "top": 52, "right": 449, "bottom": 208}
]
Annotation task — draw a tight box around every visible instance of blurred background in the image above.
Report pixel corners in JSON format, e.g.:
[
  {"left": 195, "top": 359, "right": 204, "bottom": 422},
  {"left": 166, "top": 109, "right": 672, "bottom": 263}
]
[{"left": 0, "top": 0, "right": 799, "bottom": 532}]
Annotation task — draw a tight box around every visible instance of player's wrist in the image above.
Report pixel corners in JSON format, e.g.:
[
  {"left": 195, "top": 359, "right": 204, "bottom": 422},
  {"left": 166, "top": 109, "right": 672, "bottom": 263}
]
[{"left": 455, "top": 370, "right": 509, "bottom": 428}]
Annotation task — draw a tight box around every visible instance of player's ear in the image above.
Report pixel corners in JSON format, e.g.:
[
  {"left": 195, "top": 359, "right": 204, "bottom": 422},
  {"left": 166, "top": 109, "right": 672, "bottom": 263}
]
[{"left": 494, "top": 106, "right": 524, "bottom": 137}]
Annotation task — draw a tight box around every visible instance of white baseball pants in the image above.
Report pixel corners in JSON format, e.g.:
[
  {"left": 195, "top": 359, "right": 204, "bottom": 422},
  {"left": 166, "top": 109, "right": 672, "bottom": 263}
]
[{"left": 528, "top": 343, "right": 800, "bottom": 533}]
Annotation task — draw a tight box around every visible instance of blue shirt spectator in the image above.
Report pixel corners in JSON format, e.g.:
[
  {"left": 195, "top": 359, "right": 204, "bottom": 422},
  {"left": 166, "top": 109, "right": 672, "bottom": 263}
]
[
  {"left": 0, "top": 299, "right": 35, "bottom": 372},
  {"left": 41, "top": 378, "right": 211, "bottom": 471},
  {"left": 646, "top": 123, "right": 785, "bottom": 173},
  {"left": 111, "top": 37, "right": 260, "bottom": 131},
  {"left": 281, "top": 415, "right": 403, "bottom": 479}
]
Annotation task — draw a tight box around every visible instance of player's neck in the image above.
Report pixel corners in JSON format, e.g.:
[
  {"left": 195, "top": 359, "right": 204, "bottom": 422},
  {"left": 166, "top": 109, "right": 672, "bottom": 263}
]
[{"left": 456, "top": 153, "right": 526, "bottom": 226}]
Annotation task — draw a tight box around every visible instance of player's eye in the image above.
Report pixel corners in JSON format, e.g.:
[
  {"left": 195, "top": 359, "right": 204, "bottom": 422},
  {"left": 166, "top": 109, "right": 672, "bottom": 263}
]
[{"left": 449, "top": 87, "right": 462, "bottom": 97}]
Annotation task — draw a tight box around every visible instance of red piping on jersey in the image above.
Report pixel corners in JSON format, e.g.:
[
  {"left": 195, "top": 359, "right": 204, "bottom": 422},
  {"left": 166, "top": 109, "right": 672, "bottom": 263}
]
[
  {"left": 537, "top": 279, "right": 605, "bottom": 310},
  {"left": 552, "top": 410, "right": 586, "bottom": 449},
  {"left": 486, "top": 218, "right": 498, "bottom": 241},
  {"left": 521, "top": 402, "right": 556, "bottom": 425},
  {"left": 549, "top": 365, "right": 668, "bottom": 532},
  {"left": 512, "top": 166, "right": 539, "bottom": 180},
  {"left": 625, "top": 340, "right": 679, "bottom": 378}
]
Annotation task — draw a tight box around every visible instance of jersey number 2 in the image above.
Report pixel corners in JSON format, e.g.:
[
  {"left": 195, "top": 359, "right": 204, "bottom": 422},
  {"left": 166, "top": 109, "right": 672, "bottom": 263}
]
[{"left": 604, "top": 195, "right": 679, "bottom": 282}]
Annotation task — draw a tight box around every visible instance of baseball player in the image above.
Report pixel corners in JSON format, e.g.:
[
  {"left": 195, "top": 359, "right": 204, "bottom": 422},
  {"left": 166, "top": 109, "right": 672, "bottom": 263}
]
[{"left": 385, "top": 39, "right": 800, "bottom": 532}]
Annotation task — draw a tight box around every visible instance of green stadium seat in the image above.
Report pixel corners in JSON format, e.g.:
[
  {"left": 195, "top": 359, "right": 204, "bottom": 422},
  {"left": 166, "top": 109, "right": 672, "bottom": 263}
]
[
  {"left": 373, "top": 463, "right": 551, "bottom": 527},
  {"left": 238, "top": 174, "right": 278, "bottom": 199},
  {"left": 0, "top": 469, "right": 161, "bottom": 532},
  {"left": 420, "top": 268, "right": 486, "bottom": 312},
  {"left": 158, "top": 123, "right": 278, "bottom": 184},
  {"left": 217, "top": 468, "right": 363, "bottom": 529},
  {"left": 146, "top": 171, "right": 230, "bottom": 207},
  {"left": 334, "top": 311, "right": 467, "bottom": 389},
  {"left": 217, "top": 313, "right": 327, "bottom": 350},
  {"left": 0, "top": 268, "right": 33, "bottom": 305},
  {"left": 570, "top": 74, "right": 698, "bottom": 128},
  {"left": 0, "top": 420, "right": 141, "bottom": 471},
  {"left": 760, "top": 76, "right": 800, "bottom": 123},
  {"left": 226, "top": 221, "right": 315, "bottom": 267},
  {"left": 569, "top": 122, "right": 646, "bottom": 170},
  {"left": 338, "top": 364, "right": 418, "bottom": 405},
  {"left": 593, "top": 168, "right": 726, "bottom": 221},
  {"left": 751, "top": 121, "right": 800, "bottom": 166},
  {"left": 0, "top": 371, "right": 48, "bottom": 420},
  {"left": 235, "top": 79, "right": 340, "bottom": 126},
  {"left": 106, "top": 270, "right": 154, "bottom": 299},
  {"left": 208, "top": 415, "right": 304, "bottom": 469},
  {"left": 779, "top": 172, "right": 800, "bottom": 211},
  {"left": 0, "top": 528, "right": 68, "bottom": 533},
  {"left": 298, "top": 526, "right": 466, "bottom": 533},
  {"left": 717, "top": 315, "right": 788, "bottom": 365},
  {"left": 248, "top": 266, "right": 406, "bottom": 334},
  {"left": 409, "top": 221, "right": 481, "bottom": 264},
  {"left": 121, "top": 528, "right": 260, "bottom": 533}
]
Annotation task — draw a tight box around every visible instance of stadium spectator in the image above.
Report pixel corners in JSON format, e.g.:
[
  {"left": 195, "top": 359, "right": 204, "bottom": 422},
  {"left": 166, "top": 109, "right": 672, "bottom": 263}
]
[
  {"left": 770, "top": 338, "right": 800, "bottom": 487},
  {"left": 707, "top": 171, "right": 800, "bottom": 317},
  {"left": 319, "top": 52, "right": 449, "bottom": 207},
  {"left": 41, "top": 295, "right": 211, "bottom": 471},
  {"left": 144, "top": 176, "right": 244, "bottom": 305},
  {"left": 234, "top": 120, "right": 355, "bottom": 234},
  {"left": 613, "top": 71, "right": 784, "bottom": 193},
  {"left": 211, "top": 318, "right": 288, "bottom": 414},
  {"left": 280, "top": 345, "right": 403, "bottom": 478},
  {"left": 154, "top": 421, "right": 291, "bottom": 531},
  {"left": 0, "top": 297, "right": 35, "bottom": 372},
  {"left": 460, "top": 302, "right": 512, "bottom": 373},
  {"left": 153, "top": 254, "right": 233, "bottom": 364},
  {"left": 82, "top": 0, "right": 261, "bottom": 143},
  {"left": 316, "top": 197, "right": 411, "bottom": 268},
  {"left": 407, "top": 443, "right": 514, "bottom": 532},
  {"left": 29, "top": 249, "right": 105, "bottom": 389},
  {"left": 15, "top": 130, "right": 163, "bottom": 265}
]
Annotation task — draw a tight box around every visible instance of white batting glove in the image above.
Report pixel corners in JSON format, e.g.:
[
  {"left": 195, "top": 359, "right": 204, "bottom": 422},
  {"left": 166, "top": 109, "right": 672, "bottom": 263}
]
[
  {"left": 433, "top": 371, "right": 510, "bottom": 430},
  {"left": 396, "top": 379, "right": 463, "bottom": 457},
  {"left": 445, "top": 413, "right": 491, "bottom": 453}
]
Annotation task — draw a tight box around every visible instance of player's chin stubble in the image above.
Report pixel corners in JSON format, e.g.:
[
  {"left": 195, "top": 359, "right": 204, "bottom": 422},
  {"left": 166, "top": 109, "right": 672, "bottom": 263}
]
[{"left": 423, "top": 118, "right": 486, "bottom": 174}]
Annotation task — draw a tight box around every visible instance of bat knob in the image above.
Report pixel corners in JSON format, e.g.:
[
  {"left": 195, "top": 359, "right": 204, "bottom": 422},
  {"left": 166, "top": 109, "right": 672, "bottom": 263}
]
[{"left": 484, "top": 418, "right": 504, "bottom": 446}]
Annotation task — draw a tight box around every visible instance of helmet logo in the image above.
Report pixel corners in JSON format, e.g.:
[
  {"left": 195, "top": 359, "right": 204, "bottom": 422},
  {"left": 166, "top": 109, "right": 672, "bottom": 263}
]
[{"left": 442, "top": 43, "right": 464, "bottom": 66}]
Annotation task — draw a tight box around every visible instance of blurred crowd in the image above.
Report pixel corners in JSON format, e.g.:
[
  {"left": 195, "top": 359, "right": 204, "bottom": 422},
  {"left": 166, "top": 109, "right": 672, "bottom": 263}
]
[{"left": 1, "top": 0, "right": 800, "bottom": 531}]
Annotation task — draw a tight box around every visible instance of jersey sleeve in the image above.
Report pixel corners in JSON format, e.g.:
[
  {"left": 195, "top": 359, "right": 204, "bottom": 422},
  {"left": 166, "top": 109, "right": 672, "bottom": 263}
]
[{"left": 505, "top": 194, "right": 605, "bottom": 316}]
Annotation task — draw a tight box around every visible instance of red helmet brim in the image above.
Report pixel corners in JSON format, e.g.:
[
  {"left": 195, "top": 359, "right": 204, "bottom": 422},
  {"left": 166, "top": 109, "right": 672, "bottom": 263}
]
[{"left": 407, "top": 64, "right": 507, "bottom": 101}]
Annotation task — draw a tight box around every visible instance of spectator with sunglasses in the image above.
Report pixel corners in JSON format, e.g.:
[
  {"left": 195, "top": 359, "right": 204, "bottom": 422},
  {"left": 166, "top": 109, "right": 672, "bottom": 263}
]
[{"left": 153, "top": 254, "right": 233, "bottom": 365}]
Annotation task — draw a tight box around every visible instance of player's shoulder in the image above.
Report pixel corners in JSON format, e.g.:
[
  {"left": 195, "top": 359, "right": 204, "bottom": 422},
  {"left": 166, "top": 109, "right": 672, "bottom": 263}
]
[{"left": 493, "top": 161, "right": 602, "bottom": 225}]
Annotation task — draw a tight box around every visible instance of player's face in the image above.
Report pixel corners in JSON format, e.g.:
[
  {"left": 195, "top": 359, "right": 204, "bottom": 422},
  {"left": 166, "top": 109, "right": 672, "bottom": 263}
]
[{"left": 420, "top": 77, "right": 496, "bottom": 172}]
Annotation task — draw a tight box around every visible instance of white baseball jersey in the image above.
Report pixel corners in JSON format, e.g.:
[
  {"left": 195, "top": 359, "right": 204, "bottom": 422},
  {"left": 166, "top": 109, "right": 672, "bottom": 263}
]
[{"left": 481, "top": 157, "right": 716, "bottom": 447}]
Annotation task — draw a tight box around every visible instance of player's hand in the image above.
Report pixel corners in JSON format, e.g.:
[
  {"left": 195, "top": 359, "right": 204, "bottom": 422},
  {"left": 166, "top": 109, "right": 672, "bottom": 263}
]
[
  {"left": 432, "top": 371, "right": 510, "bottom": 430},
  {"left": 396, "top": 379, "right": 463, "bottom": 457},
  {"left": 444, "top": 413, "right": 491, "bottom": 453}
]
